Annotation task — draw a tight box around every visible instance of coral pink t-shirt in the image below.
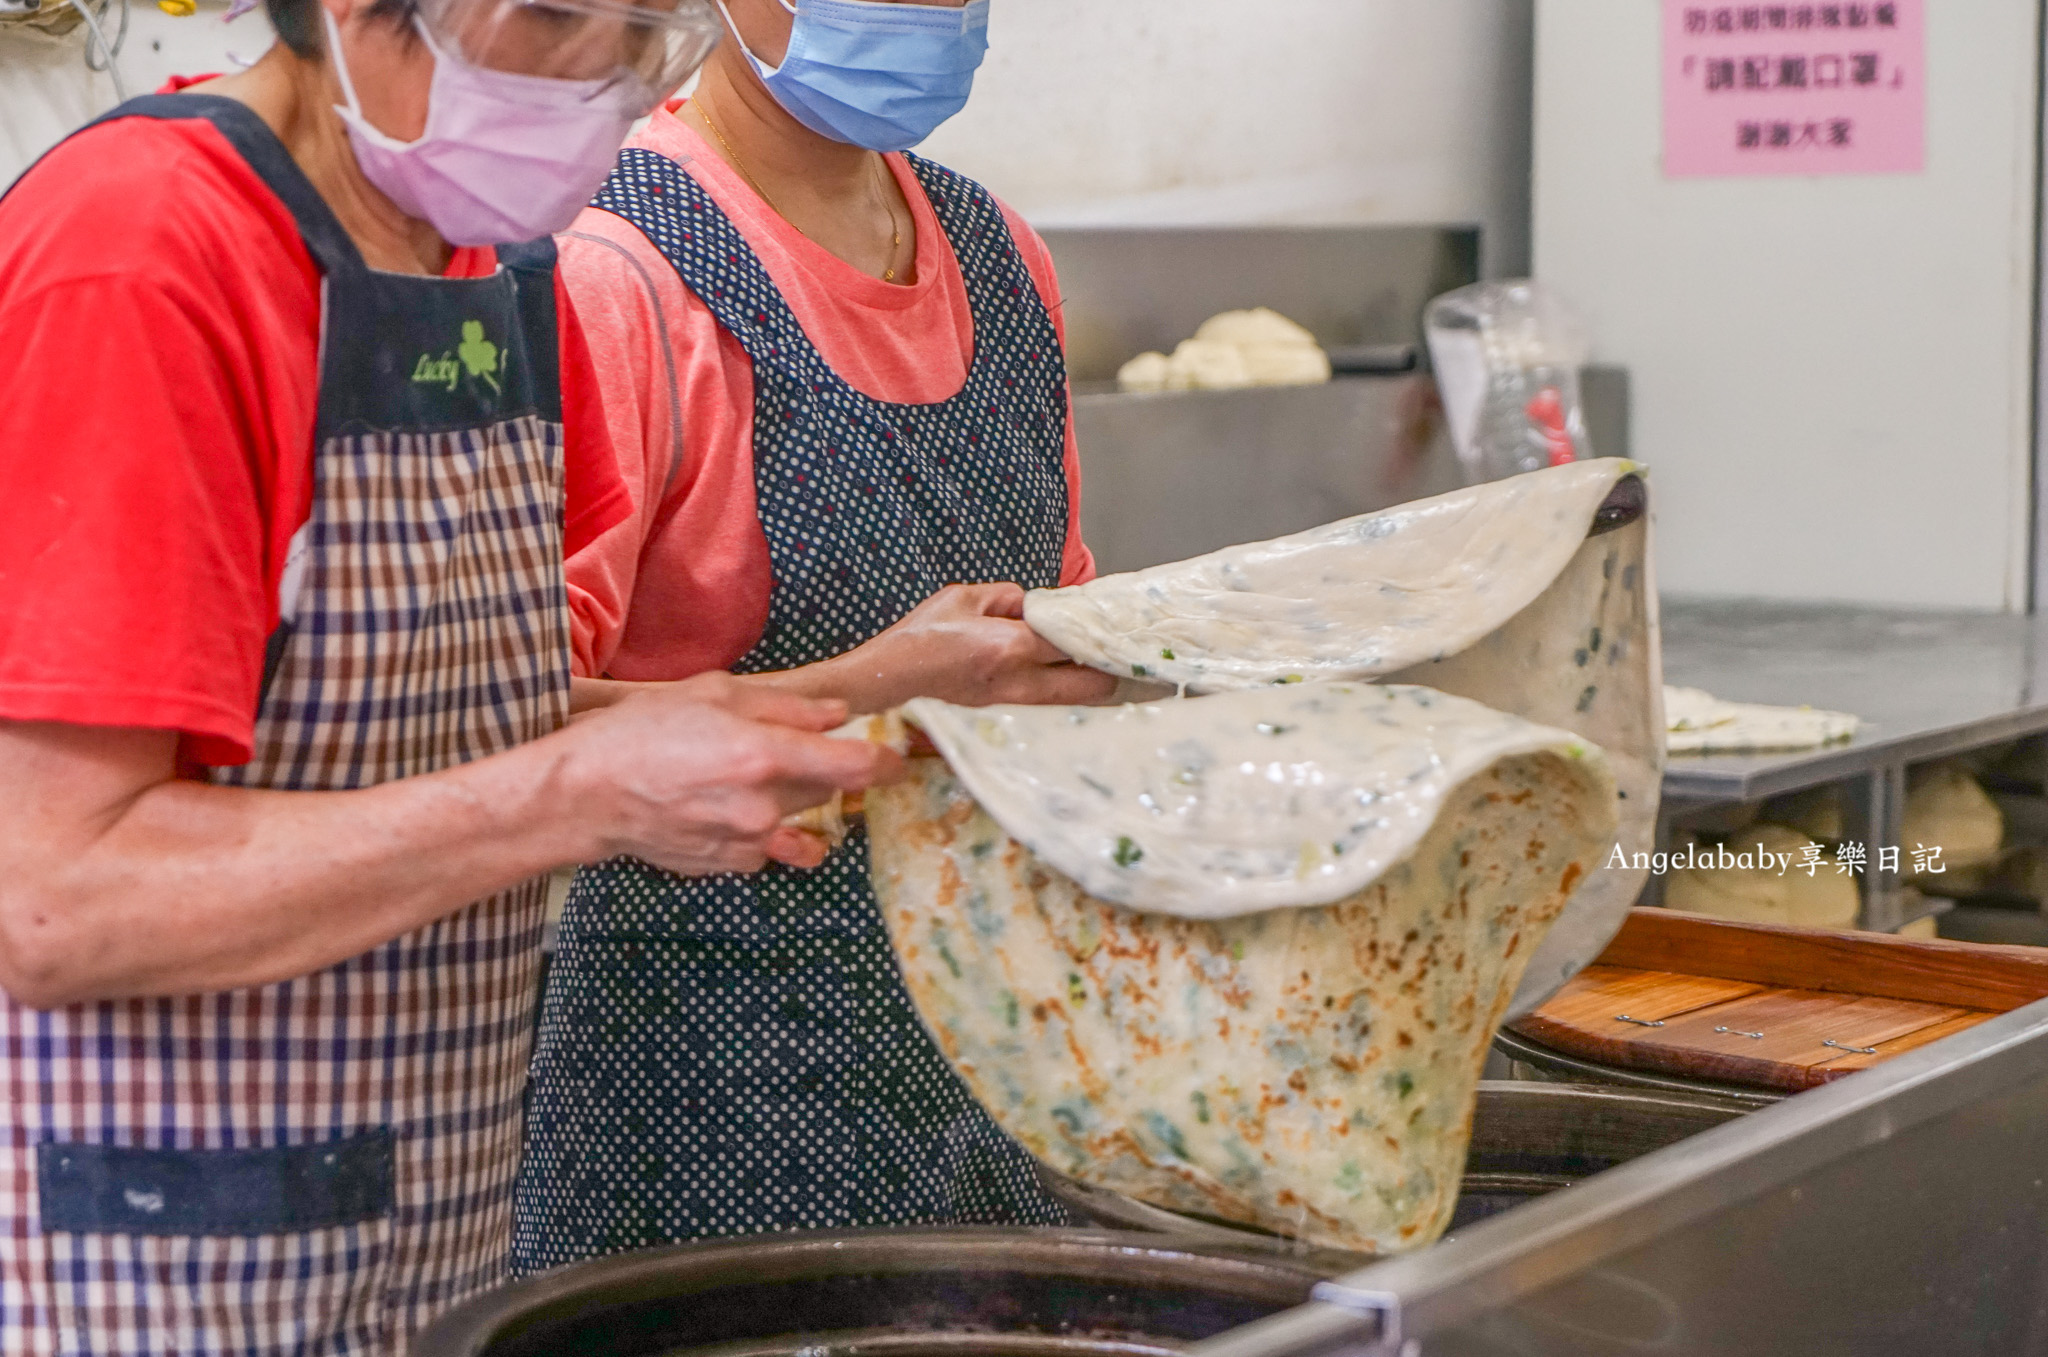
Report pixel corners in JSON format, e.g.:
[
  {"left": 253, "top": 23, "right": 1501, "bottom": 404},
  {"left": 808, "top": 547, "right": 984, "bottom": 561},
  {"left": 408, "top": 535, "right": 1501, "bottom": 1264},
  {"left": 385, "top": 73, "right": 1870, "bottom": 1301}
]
[{"left": 560, "top": 106, "right": 1093, "bottom": 680}]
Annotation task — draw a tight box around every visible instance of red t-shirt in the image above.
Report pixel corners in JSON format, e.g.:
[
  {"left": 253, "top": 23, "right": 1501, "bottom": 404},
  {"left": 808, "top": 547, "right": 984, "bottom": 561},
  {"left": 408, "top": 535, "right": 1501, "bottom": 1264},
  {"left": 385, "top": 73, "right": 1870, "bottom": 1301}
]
[{"left": 0, "top": 101, "right": 627, "bottom": 768}]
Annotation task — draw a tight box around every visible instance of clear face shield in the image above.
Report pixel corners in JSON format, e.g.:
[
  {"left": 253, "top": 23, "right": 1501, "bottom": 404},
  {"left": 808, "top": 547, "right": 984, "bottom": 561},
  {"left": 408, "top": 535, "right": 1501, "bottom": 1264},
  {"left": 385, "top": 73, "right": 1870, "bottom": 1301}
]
[
  {"left": 416, "top": 0, "right": 724, "bottom": 114},
  {"left": 325, "top": 0, "right": 721, "bottom": 243}
]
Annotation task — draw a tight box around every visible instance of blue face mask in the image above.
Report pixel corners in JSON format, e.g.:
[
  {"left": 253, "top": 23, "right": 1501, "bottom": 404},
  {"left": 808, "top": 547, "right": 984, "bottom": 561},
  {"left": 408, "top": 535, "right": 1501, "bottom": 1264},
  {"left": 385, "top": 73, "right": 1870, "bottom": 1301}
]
[{"left": 714, "top": 0, "right": 990, "bottom": 151}]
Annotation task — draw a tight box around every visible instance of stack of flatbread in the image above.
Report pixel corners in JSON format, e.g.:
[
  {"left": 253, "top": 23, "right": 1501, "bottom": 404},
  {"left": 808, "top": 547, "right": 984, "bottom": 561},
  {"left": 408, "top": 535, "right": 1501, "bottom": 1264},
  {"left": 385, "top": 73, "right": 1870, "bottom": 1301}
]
[
  {"left": 861, "top": 459, "right": 1663, "bottom": 1252},
  {"left": 1664, "top": 685, "right": 1859, "bottom": 755}
]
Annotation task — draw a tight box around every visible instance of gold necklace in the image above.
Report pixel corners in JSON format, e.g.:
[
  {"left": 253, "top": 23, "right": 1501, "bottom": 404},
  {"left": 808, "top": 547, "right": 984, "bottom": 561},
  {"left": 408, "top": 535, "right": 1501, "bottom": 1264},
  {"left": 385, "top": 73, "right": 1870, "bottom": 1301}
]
[
  {"left": 871, "top": 155, "right": 910, "bottom": 285},
  {"left": 692, "top": 98, "right": 906, "bottom": 283}
]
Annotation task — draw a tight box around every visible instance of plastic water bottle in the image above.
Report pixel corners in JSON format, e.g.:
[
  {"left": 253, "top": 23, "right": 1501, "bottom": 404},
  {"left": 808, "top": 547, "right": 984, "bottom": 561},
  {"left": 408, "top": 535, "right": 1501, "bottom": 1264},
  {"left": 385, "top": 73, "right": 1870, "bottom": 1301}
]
[{"left": 1425, "top": 280, "right": 1593, "bottom": 484}]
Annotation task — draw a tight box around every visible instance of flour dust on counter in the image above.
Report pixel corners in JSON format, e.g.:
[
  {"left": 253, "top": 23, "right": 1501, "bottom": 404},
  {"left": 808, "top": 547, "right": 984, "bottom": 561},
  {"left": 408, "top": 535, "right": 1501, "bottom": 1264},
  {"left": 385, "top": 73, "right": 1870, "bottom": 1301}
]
[{"left": 865, "top": 685, "right": 1618, "bottom": 1254}]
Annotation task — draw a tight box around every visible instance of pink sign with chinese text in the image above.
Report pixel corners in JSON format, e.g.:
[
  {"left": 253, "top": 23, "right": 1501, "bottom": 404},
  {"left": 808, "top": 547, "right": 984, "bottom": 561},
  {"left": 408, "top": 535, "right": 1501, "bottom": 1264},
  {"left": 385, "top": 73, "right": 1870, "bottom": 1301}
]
[{"left": 1663, "top": 2, "right": 1924, "bottom": 177}]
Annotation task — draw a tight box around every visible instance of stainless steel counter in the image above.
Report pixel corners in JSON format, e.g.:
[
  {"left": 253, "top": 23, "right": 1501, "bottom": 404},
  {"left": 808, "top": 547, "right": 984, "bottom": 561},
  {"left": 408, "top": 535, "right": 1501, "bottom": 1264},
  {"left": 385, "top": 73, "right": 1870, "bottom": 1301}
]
[
  {"left": 1662, "top": 597, "right": 2048, "bottom": 802},
  {"left": 1042, "top": 222, "right": 1481, "bottom": 579},
  {"left": 1193, "top": 993, "right": 2048, "bottom": 1357},
  {"left": 1071, "top": 378, "right": 1460, "bottom": 576},
  {"left": 1038, "top": 225, "right": 1479, "bottom": 385},
  {"left": 1659, "top": 598, "right": 2048, "bottom": 930}
]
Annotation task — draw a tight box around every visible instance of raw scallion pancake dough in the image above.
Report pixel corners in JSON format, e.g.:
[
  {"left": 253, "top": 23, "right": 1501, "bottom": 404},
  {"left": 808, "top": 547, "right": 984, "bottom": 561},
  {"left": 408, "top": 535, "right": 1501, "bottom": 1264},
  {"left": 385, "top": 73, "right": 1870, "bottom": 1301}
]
[
  {"left": 1022, "top": 459, "right": 1663, "bottom": 1019},
  {"left": 867, "top": 684, "right": 1617, "bottom": 1253}
]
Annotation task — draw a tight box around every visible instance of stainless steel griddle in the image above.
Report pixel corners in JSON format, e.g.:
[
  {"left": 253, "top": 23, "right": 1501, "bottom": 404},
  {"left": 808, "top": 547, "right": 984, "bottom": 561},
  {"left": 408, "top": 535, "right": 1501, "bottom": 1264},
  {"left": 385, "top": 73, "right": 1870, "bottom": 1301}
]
[{"left": 1191, "top": 996, "right": 2048, "bottom": 1356}]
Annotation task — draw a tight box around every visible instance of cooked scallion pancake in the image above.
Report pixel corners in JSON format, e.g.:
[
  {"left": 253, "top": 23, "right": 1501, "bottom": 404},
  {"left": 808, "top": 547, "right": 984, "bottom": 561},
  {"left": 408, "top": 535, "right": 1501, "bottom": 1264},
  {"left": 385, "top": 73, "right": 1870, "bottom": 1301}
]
[
  {"left": 867, "top": 684, "right": 1616, "bottom": 1253},
  {"left": 1024, "top": 459, "right": 1638, "bottom": 694},
  {"left": 900, "top": 683, "right": 1609, "bottom": 920},
  {"left": 1019, "top": 459, "right": 1661, "bottom": 1019}
]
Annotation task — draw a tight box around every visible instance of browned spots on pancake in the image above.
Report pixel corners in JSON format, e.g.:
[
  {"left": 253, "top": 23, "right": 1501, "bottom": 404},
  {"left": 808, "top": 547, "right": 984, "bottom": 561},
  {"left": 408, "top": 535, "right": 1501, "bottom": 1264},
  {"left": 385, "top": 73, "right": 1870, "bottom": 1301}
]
[
  {"left": 1260, "top": 1188, "right": 1350, "bottom": 1234},
  {"left": 1059, "top": 1018, "right": 1112, "bottom": 1103},
  {"left": 1559, "top": 860, "right": 1584, "bottom": 893},
  {"left": 1102, "top": 926, "right": 1162, "bottom": 966},
  {"left": 932, "top": 859, "right": 964, "bottom": 911},
  {"left": 871, "top": 752, "right": 1612, "bottom": 1256}
]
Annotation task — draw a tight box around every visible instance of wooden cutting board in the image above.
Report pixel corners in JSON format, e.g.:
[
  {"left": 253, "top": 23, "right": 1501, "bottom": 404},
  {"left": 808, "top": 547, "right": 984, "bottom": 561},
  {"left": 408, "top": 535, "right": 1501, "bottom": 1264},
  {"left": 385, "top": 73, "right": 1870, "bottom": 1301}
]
[{"left": 1508, "top": 909, "right": 2048, "bottom": 1092}]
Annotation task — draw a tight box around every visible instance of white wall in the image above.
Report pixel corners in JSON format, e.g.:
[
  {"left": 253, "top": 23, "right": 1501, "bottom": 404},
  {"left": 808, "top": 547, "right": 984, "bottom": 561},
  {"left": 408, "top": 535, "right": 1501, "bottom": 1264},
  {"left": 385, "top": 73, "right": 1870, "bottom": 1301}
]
[
  {"left": 0, "top": 1, "right": 273, "bottom": 186},
  {"left": 922, "top": 0, "right": 1534, "bottom": 274},
  {"left": 6, "top": 2, "right": 1533, "bottom": 265},
  {"left": 1534, "top": 2, "right": 2040, "bottom": 611}
]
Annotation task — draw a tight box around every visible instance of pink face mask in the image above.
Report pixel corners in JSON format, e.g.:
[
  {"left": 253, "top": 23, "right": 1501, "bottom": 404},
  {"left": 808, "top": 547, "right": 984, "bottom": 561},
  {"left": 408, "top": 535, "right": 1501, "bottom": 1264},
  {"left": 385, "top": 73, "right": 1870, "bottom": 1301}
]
[{"left": 326, "top": 9, "right": 644, "bottom": 247}]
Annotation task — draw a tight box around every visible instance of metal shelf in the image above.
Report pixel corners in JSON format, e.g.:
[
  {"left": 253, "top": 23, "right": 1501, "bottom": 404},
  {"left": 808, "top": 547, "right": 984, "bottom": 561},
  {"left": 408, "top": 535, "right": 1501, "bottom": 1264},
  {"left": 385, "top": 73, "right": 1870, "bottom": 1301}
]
[
  {"left": 1659, "top": 598, "right": 2048, "bottom": 932},
  {"left": 1662, "top": 597, "right": 2048, "bottom": 800}
]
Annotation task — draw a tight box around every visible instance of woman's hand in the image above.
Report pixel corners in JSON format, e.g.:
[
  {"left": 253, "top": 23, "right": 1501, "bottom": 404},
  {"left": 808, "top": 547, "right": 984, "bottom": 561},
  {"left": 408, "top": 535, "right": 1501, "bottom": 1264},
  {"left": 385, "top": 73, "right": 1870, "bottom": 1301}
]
[
  {"left": 0, "top": 674, "right": 900, "bottom": 1006},
  {"left": 564, "top": 672, "right": 901, "bottom": 874},
  {"left": 797, "top": 583, "right": 1119, "bottom": 714}
]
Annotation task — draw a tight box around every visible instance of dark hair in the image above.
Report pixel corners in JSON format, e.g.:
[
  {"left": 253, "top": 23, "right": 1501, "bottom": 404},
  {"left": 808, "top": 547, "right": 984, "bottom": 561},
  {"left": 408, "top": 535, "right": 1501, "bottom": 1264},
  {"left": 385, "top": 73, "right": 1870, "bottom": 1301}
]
[{"left": 265, "top": 0, "right": 418, "bottom": 58}]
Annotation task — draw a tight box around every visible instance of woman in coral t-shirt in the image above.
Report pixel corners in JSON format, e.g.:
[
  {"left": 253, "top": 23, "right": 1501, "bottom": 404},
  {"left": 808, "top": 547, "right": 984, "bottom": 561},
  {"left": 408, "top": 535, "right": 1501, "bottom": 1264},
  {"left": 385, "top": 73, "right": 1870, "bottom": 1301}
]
[{"left": 513, "top": 0, "right": 1115, "bottom": 1270}]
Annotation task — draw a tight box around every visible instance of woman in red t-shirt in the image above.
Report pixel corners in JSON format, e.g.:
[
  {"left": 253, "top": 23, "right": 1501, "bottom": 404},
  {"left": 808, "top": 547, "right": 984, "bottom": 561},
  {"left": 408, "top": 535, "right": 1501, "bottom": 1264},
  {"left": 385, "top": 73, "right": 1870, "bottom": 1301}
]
[
  {"left": 515, "top": 0, "right": 1115, "bottom": 1270},
  {"left": 0, "top": 0, "right": 901, "bottom": 1351}
]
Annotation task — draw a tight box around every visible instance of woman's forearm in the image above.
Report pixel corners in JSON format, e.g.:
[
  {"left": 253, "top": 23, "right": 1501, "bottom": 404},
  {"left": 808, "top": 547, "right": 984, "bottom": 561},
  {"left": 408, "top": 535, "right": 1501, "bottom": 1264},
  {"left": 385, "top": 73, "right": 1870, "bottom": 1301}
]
[
  {"left": 569, "top": 581, "right": 1119, "bottom": 724},
  {"left": 570, "top": 674, "right": 665, "bottom": 713},
  {"left": 578, "top": 666, "right": 899, "bottom": 719},
  {"left": 0, "top": 679, "right": 890, "bottom": 1008},
  {"left": 742, "top": 652, "right": 901, "bottom": 715},
  {"left": 0, "top": 723, "right": 600, "bottom": 1007}
]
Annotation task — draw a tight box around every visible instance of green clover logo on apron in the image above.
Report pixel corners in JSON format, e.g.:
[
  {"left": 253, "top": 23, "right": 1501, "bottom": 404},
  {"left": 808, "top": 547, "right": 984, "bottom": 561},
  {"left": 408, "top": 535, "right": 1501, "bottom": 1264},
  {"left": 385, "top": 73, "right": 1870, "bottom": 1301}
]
[{"left": 412, "top": 319, "right": 504, "bottom": 395}]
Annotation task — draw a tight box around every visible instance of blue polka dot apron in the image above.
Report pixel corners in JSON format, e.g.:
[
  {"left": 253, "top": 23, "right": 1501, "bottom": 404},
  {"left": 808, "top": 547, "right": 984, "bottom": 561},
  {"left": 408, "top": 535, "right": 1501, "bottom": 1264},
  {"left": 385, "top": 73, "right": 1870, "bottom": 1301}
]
[
  {"left": 512, "top": 149, "right": 1073, "bottom": 1271},
  {"left": 0, "top": 95, "right": 570, "bottom": 1354}
]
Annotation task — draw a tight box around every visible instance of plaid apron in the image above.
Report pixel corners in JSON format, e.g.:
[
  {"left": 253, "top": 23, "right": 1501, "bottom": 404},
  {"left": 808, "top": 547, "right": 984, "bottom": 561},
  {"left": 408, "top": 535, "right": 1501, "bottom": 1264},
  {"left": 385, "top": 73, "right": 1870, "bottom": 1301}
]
[{"left": 0, "top": 96, "right": 570, "bottom": 1356}]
